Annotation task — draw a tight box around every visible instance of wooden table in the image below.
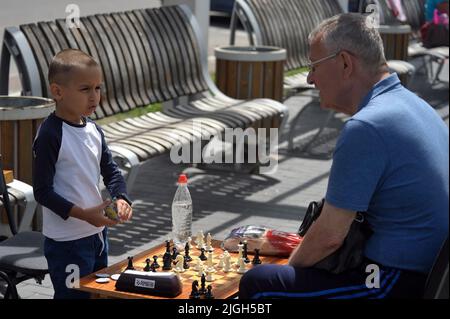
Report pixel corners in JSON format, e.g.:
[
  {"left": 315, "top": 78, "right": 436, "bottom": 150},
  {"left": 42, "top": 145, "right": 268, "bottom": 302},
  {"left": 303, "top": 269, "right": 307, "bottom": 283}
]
[{"left": 77, "top": 239, "right": 289, "bottom": 299}]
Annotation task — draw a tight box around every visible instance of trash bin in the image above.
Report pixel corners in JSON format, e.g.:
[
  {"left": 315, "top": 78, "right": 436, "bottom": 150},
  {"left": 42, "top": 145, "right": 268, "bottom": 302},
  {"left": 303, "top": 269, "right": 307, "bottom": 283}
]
[
  {"left": 379, "top": 24, "right": 411, "bottom": 61},
  {"left": 0, "top": 96, "right": 55, "bottom": 184},
  {"left": 215, "top": 46, "right": 287, "bottom": 102}
]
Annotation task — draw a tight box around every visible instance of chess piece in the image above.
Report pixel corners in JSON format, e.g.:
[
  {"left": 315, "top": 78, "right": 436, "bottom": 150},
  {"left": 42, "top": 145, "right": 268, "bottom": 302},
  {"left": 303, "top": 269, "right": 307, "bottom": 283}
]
[
  {"left": 126, "top": 256, "right": 135, "bottom": 270},
  {"left": 143, "top": 258, "right": 151, "bottom": 272},
  {"left": 206, "top": 270, "right": 214, "bottom": 282},
  {"left": 184, "top": 242, "right": 193, "bottom": 262},
  {"left": 162, "top": 253, "right": 172, "bottom": 270},
  {"left": 151, "top": 264, "right": 157, "bottom": 272},
  {"left": 187, "top": 236, "right": 193, "bottom": 250},
  {"left": 252, "top": 249, "right": 262, "bottom": 265},
  {"left": 199, "top": 274, "right": 206, "bottom": 294},
  {"left": 189, "top": 280, "right": 200, "bottom": 299},
  {"left": 165, "top": 240, "right": 171, "bottom": 253},
  {"left": 196, "top": 230, "right": 205, "bottom": 249},
  {"left": 243, "top": 240, "right": 250, "bottom": 263},
  {"left": 223, "top": 253, "right": 232, "bottom": 273},
  {"left": 195, "top": 257, "right": 204, "bottom": 272},
  {"left": 199, "top": 248, "right": 207, "bottom": 261},
  {"left": 205, "top": 233, "right": 213, "bottom": 251},
  {"left": 174, "top": 255, "right": 186, "bottom": 273},
  {"left": 151, "top": 255, "right": 160, "bottom": 269},
  {"left": 197, "top": 263, "right": 205, "bottom": 278},
  {"left": 217, "top": 254, "right": 224, "bottom": 269},
  {"left": 183, "top": 256, "right": 190, "bottom": 270},
  {"left": 172, "top": 247, "right": 179, "bottom": 261},
  {"left": 237, "top": 257, "right": 247, "bottom": 274},
  {"left": 235, "top": 243, "right": 244, "bottom": 267},
  {"left": 205, "top": 285, "right": 214, "bottom": 299},
  {"left": 206, "top": 251, "right": 215, "bottom": 272}
]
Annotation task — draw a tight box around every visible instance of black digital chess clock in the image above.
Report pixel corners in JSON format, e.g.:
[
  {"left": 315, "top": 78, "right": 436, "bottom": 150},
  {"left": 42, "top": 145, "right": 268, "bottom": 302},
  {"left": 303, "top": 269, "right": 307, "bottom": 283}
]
[{"left": 115, "top": 270, "right": 182, "bottom": 297}]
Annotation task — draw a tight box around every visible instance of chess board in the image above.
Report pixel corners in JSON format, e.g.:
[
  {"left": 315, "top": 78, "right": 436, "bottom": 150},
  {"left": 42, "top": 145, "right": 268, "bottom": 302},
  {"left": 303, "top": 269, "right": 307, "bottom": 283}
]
[{"left": 77, "top": 239, "right": 288, "bottom": 299}]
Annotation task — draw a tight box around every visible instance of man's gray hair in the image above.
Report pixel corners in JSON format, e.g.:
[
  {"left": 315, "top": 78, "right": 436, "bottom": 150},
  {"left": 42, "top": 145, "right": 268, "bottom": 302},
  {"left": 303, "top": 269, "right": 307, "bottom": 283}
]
[{"left": 309, "top": 13, "right": 387, "bottom": 74}]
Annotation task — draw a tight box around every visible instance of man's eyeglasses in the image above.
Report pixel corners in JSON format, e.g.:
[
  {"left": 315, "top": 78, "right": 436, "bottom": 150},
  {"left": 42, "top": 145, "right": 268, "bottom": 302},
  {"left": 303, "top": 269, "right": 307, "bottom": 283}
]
[{"left": 307, "top": 51, "right": 340, "bottom": 73}]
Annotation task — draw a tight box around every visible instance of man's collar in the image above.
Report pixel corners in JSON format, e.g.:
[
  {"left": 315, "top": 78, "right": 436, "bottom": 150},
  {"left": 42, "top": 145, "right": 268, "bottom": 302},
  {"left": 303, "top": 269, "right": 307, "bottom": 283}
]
[{"left": 357, "top": 73, "right": 401, "bottom": 112}]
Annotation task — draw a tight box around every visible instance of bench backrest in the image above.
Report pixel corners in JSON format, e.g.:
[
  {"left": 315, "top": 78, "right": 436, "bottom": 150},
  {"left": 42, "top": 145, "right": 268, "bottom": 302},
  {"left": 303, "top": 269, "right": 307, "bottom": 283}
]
[
  {"left": 234, "top": 0, "right": 343, "bottom": 71},
  {"left": 3, "top": 6, "right": 210, "bottom": 120}
]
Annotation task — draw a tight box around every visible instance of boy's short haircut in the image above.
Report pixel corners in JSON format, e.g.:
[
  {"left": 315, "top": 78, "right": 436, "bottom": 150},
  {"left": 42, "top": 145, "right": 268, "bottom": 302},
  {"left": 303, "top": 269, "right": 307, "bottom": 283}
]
[{"left": 48, "top": 49, "right": 100, "bottom": 85}]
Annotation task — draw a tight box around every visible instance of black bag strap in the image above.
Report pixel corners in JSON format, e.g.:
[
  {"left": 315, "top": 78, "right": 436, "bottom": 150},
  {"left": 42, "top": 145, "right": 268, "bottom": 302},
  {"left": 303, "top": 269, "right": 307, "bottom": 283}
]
[{"left": 298, "top": 198, "right": 325, "bottom": 236}]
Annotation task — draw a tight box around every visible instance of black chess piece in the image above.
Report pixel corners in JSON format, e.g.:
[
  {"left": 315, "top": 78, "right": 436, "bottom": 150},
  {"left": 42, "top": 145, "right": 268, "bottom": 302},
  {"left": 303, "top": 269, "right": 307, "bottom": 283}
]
[
  {"left": 183, "top": 257, "right": 190, "bottom": 270},
  {"left": 243, "top": 240, "right": 250, "bottom": 263},
  {"left": 165, "top": 240, "right": 171, "bottom": 253},
  {"left": 184, "top": 242, "right": 193, "bottom": 262},
  {"left": 199, "top": 248, "right": 207, "bottom": 261},
  {"left": 205, "top": 285, "right": 214, "bottom": 299},
  {"left": 151, "top": 255, "right": 160, "bottom": 269},
  {"left": 126, "top": 256, "right": 135, "bottom": 270},
  {"left": 189, "top": 280, "right": 200, "bottom": 299},
  {"left": 252, "top": 248, "right": 262, "bottom": 265},
  {"left": 151, "top": 264, "right": 157, "bottom": 272},
  {"left": 172, "top": 247, "right": 179, "bottom": 261},
  {"left": 143, "top": 258, "right": 151, "bottom": 272},
  {"left": 162, "top": 252, "right": 172, "bottom": 270},
  {"left": 199, "top": 274, "right": 206, "bottom": 294}
]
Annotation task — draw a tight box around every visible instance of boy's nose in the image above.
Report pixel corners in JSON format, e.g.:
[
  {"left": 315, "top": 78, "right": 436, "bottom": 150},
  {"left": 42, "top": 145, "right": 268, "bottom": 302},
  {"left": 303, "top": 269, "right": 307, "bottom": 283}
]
[{"left": 307, "top": 71, "right": 315, "bottom": 86}]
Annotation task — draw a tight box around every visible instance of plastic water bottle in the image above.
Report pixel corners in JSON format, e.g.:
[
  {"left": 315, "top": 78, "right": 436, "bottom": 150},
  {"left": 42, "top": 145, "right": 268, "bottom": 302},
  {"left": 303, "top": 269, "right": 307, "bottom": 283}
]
[{"left": 171, "top": 174, "right": 193, "bottom": 249}]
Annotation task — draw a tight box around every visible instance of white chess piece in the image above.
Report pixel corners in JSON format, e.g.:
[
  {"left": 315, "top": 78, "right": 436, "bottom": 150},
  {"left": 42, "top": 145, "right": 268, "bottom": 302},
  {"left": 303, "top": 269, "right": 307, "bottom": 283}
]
[
  {"left": 223, "top": 254, "right": 232, "bottom": 273},
  {"left": 206, "top": 251, "right": 215, "bottom": 273},
  {"left": 205, "top": 233, "right": 213, "bottom": 251},
  {"left": 237, "top": 257, "right": 247, "bottom": 274},
  {"left": 196, "top": 230, "right": 205, "bottom": 249},
  {"left": 174, "top": 255, "right": 186, "bottom": 273},
  {"left": 187, "top": 236, "right": 193, "bottom": 250},
  {"left": 197, "top": 264, "right": 205, "bottom": 277},
  {"left": 217, "top": 254, "right": 224, "bottom": 269},
  {"left": 235, "top": 243, "right": 244, "bottom": 266},
  {"left": 206, "top": 270, "right": 214, "bottom": 282},
  {"left": 195, "top": 257, "right": 204, "bottom": 271}
]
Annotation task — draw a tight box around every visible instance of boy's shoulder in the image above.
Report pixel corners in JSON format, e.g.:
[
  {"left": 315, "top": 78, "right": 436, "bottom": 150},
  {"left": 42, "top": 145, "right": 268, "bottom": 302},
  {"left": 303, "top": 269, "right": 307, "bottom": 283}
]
[{"left": 36, "top": 112, "right": 63, "bottom": 139}]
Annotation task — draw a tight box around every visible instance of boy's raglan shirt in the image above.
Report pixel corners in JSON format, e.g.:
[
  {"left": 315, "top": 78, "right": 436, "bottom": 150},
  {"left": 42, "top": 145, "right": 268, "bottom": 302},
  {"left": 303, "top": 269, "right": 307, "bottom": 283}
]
[{"left": 33, "top": 112, "right": 127, "bottom": 241}]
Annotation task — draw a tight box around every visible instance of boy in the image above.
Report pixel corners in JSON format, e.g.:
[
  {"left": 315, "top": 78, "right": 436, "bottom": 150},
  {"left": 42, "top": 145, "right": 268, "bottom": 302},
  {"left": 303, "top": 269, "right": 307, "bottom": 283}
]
[{"left": 32, "top": 49, "right": 133, "bottom": 299}]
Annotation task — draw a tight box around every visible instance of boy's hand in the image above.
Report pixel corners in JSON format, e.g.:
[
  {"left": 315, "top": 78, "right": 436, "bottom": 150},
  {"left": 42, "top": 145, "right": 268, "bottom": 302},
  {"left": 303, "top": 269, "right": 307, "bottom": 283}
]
[
  {"left": 70, "top": 200, "right": 119, "bottom": 227},
  {"left": 116, "top": 199, "right": 133, "bottom": 222}
]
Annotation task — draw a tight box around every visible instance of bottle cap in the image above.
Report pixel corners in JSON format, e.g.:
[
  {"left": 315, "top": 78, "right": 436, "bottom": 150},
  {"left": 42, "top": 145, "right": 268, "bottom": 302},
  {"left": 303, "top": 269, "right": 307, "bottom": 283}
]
[{"left": 178, "top": 174, "right": 188, "bottom": 184}]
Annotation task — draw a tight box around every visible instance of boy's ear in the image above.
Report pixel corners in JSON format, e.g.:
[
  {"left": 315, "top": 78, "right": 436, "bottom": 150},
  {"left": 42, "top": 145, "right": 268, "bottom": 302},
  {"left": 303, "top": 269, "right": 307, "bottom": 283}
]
[{"left": 49, "top": 83, "right": 63, "bottom": 101}]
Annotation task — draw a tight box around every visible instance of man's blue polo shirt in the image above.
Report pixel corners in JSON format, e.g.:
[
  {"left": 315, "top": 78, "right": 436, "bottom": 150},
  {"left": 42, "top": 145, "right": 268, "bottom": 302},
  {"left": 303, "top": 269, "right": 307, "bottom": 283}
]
[{"left": 325, "top": 74, "right": 449, "bottom": 274}]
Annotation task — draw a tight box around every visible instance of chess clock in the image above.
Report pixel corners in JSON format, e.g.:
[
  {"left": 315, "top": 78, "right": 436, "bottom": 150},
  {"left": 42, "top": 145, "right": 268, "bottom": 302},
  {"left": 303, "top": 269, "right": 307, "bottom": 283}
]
[{"left": 115, "top": 270, "right": 182, "bottom": 297}]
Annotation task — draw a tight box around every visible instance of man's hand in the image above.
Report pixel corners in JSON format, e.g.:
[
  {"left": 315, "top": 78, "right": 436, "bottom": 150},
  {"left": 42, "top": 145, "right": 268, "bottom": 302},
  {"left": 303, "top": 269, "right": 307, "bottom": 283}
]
[
  {"left": 69, "top": 200, "right": 119, "bottom": 227},
  {"left": 116, "top": 199, "right": 133, "bottom": 222}
]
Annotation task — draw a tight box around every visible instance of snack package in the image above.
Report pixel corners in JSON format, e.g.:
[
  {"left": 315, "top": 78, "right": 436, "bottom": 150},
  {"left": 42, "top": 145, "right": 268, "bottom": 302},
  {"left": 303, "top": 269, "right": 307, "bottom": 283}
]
[{"left": 221, "top": 225, "right": 303, "bottom": 257}]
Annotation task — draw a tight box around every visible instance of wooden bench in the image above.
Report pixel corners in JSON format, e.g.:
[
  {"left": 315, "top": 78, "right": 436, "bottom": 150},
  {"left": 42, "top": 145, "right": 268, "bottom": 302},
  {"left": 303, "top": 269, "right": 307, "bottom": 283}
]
[
  {"left": 0, "top": 5, "right": 288, "bottom": 191},
  {"left": 230, "top": 0, "right": 343, "bottom": 92}
]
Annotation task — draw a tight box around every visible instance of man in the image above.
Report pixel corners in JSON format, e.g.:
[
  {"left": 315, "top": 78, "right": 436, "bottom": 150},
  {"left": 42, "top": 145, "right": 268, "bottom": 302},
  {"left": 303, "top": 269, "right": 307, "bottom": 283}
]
[{"left": 239, "top": 13, "right": 448, "bottom": 299}]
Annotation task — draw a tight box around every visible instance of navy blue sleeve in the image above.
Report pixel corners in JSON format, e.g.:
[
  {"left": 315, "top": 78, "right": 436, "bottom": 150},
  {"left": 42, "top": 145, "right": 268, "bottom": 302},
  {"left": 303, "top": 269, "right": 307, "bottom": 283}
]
[
  {"left": 95, "top": 124, "right": 128, "bottom": 198},
  {"left": 32, "top": 118, "right": 75, "bottom": 220}
]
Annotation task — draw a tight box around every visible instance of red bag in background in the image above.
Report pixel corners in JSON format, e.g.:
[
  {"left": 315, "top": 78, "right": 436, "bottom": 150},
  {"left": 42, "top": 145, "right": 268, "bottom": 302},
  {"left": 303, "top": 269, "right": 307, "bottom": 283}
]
[{"left": 221, "top": 225, "right": 303, "bottom": 257}]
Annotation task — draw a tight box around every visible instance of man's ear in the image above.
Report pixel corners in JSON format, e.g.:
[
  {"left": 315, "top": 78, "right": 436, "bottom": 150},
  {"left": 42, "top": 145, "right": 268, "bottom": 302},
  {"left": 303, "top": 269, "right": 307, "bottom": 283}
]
[
  {"left": 340, "top": 51, "right": 354, "bottom": 79},
  {"left": 49, "top": 83, "right": 63, "bottom": 101}
]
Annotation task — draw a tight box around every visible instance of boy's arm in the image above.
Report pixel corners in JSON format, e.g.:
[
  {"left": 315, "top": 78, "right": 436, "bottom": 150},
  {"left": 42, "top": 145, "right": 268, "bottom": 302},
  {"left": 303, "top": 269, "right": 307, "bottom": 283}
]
[
  {"left": 96, "top": 124, "right": 131, "bottom": 205},
  {"left": 32, "top": 128, "right": 74, "bottom": 220}
]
